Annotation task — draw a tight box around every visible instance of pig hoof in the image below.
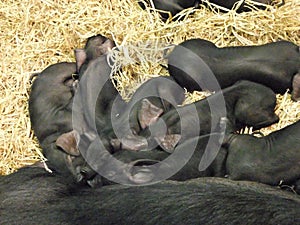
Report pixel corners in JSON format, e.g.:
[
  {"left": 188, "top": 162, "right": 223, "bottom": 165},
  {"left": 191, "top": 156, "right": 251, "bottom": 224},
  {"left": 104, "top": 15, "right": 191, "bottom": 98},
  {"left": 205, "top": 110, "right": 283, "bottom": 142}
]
[
  {"left": 76, "top": 174, "right": 86, "bottom": 184},
  {"left": 87, "top": 175, "right": 103, "bottom": 188}
]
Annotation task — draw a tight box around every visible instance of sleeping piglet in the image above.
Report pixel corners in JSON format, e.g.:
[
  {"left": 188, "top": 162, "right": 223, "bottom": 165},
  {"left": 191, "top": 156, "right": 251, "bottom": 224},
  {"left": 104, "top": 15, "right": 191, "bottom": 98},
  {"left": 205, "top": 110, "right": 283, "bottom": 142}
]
[
  {"left": 139, "top": 80, "right": 279, "bottom": 152},
  {"left": 168, "top": 39, "right": 300, "bottom": 101},
  {"left": 29, "top": 62, "right": 80, "bottom": 175}
]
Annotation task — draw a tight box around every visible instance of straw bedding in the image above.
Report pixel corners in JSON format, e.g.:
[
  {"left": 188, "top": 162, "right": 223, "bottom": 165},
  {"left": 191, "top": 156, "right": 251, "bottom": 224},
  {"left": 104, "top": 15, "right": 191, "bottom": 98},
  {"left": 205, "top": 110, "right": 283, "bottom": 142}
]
[{"left": 0, "top": 0, "right": 299, "bottom": 175}]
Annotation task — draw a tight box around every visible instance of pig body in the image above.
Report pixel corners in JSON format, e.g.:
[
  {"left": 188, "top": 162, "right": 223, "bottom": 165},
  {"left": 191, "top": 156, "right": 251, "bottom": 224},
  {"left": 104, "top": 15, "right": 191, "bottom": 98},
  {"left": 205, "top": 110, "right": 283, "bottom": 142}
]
[
  {"left": 1, "top": 166, "right": 299, "bottom": 225},
  {"left": 225, "top": 120, "right": 300, "bottom": 186},
  {"left": 168, "top": 39, "right": 300, "bottom": 100}
]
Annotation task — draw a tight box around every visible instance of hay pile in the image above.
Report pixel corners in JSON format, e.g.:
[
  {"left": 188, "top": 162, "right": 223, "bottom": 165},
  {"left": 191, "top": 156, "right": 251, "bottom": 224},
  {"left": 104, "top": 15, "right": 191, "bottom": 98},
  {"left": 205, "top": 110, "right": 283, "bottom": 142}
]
[{"left": 0, "top": 0, "right": 299, "bottom": 175}]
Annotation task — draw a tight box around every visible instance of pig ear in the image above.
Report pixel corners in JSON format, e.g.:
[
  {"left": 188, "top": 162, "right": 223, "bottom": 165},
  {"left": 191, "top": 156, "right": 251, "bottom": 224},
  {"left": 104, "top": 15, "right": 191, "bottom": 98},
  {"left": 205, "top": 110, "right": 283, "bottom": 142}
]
[
  {"left": 56, "top": 130, "right": 80, "bottom": 156},
  {"left": 292, "top": 73, "right": 300, "bottom": 101},
  {"left": 101, "top": 39, "right": 115, "bottom": 53},
  {"left": 155, "top": 134, "right": 181, "bottom": 153},
  {"left": 27, "top": 161, "right": 47, "bottom": 169},
  {"left": 74, "top": 49, "right": 87, "bottom": 73},
  {"left": 138, "top": 99, "right": 164, "bottom": 129}
]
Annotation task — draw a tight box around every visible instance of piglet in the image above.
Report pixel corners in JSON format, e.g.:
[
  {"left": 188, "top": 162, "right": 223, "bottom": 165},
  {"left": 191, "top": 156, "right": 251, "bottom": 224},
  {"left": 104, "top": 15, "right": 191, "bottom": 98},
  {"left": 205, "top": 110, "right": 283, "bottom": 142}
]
[
  {"left": 168, "top": 39, "right": 300, "bottom": 101},
  {"left": 224, "top": 120, "right": 300, "bottom": 186}
]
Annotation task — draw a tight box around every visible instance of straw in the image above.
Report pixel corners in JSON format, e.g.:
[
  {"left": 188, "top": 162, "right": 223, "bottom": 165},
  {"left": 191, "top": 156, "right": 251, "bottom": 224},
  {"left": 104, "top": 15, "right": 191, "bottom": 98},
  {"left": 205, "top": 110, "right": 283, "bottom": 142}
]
[{"left": 0, "top": 0, "right": 299, "bottom": 174}]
